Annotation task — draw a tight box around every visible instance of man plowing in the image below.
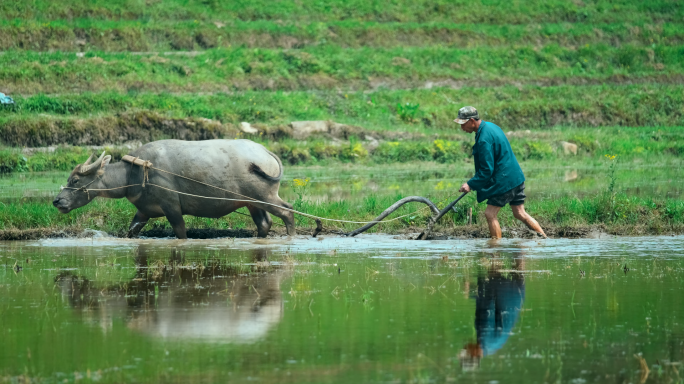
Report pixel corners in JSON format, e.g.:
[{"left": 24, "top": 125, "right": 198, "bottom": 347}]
[{"left": 456, "top": 106, "right": 547, "bottom": 239}]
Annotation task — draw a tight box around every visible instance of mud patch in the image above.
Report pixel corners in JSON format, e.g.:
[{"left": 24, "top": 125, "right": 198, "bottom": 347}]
[
  {"left": 139, "top": 228, "right": 257, "bottom": 239},
  {"left": 1, "top": 223, "right": 681, "bottom": 241},
  {"left": 0, "top": 228, "right": 80, "bottom": 241}
]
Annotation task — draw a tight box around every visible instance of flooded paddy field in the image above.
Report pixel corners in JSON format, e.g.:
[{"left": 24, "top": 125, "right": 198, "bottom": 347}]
[
  {"left": 2, "top": 161, "right": 682, "bottom": 203},
  {"left": 2, "top": 235, "right": 684, "bottom": 383}
]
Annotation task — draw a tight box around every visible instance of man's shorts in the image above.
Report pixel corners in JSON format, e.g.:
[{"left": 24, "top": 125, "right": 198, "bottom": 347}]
[{"left": 487, "top": 182, "right": 526, "bottom": 207}]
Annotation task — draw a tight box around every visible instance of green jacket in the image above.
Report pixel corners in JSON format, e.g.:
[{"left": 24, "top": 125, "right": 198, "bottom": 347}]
[{"left": 467, "top": 121, "right": 525, "bottom": 203}]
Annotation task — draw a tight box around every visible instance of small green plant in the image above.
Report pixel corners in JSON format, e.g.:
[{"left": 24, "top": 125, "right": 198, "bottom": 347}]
[
  {"left": 361, "top": 289, "right": 373, "bottom": 302},
  {"left": 360, "top": 288, "right": 374, "bottom": 310},
  {"left": 291, "top": 177, "right": 311, "bottom": 210},
  {"left": 526, "top": 142, "right": 554, "bottom": 160},
  {"left": 597, "top": 154, "right": 622, "bottom": 222},
  {"left": 396, "top": 102, "right": 420, "bottom": 123},
  {"left": 605, "top": 154, "right": 618, "bottom": 194},
  {"left": 341, "top": 137, "right": 368, "bottom": 161},
  {"left": 0, "top": 152, "right": 28, "bottom": 173}
]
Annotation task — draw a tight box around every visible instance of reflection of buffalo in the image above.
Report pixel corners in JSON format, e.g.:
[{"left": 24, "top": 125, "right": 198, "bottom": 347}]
[{"left": 55, "top": 248, "right": 287, "bottom": 343}]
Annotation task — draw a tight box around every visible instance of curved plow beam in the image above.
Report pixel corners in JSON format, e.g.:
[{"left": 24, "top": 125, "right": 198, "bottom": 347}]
[{"left": 345, "top": 196, "right": 440, "bottom": 237}]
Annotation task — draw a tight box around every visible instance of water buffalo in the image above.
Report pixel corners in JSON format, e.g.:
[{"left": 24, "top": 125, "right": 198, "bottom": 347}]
[{"left": 52, "top": 139, "right": 295, "bottom": 238}]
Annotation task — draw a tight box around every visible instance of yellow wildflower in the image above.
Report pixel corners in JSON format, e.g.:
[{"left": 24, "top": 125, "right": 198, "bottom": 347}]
[
  {"left": 434, "top": 139, "right": 450, "bottom": 152},
  {"left": 293, "top": 178, "right": 310, "bottom": 187}
]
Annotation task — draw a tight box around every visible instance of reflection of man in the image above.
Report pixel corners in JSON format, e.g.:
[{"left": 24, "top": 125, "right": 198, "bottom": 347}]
[
  {"left": 455, "top": 106, "right": 546, "bottom": 239},
  {"left": 473, "top": 269, "right": 525, "bottom": 356},
  {"left": 460, "top": 257, "right": 525, "bottom": 369}
]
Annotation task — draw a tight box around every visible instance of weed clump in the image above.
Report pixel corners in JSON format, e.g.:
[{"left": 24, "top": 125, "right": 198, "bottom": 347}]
[
  {"left": 569, "top": 134, "right": 597, "bottom": 152},
  {"left": 433, "top": 140, "right": 463, "bottom": 163},
  {"left": 526, "top": 142, "right": 555, "bottom": 160}
]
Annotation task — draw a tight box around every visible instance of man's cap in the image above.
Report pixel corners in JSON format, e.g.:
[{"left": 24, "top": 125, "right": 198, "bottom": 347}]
[{"left": 454, "top": 106, "right": 479, "bottom": 124}]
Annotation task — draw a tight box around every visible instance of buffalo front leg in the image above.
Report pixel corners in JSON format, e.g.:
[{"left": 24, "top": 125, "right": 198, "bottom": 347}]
[
  {"left": 127, "top": 211, "right": 149, "bottom": 238},
  {"left": 161, "top": 204, "right": 187, "bottom": 239},
  {"left": 248, "top": 206, "right": 273, "bottom": 238}
]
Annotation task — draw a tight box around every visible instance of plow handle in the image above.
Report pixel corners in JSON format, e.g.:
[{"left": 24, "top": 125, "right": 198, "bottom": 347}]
[{"left": 417, "top": 191, "right": 469, "bottom": 240}]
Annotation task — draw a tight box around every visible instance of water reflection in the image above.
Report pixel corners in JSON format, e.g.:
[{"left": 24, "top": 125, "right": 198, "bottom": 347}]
[
  {"left": 461, "top": 253, "right": 525, "bottom": 370},
  {"left": 3, "top": 237, "right": 684, "bottom": 383},
  {"left": 54, "top": 247, "right": 287, "bottom": 343}
]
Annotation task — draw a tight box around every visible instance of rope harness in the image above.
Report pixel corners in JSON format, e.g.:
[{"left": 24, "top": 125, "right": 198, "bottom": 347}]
[
  {"left": 127, "top": 156, "right": 152, "bottom": 187},
  {"left": 60, "top": 155, "right": 434, "bottom": 236}
]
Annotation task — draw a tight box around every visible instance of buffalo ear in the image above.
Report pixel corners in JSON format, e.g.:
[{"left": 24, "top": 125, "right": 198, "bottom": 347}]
[{"left": 101, "top": 155, "right": 112, "bottom": 168}]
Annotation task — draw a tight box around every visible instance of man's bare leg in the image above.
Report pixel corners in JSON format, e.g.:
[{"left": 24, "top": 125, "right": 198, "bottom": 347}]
[
  {"left": 484, "top": 205, "right": 503, "bottom": 239},
  {"left": 511, "top": 204, "right": 547, "bottom": 238}
]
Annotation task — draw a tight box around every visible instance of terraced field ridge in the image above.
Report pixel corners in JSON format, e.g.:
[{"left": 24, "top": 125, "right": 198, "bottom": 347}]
[{"left": 1, "top": 0, "right": 682, "bottom": 137}]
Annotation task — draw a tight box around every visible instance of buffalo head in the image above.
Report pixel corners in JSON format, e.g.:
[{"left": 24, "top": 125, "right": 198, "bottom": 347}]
[{"left": 53, "top": 151, "right": 111, "bottom": 213}]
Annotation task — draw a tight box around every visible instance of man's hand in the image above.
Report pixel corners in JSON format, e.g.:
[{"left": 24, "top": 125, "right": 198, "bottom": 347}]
[{"left": 459, "top": 183, "right": 471, "bottom": 193}]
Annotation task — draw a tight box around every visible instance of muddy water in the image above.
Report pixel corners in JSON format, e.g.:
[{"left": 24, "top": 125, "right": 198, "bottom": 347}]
[{"left": 1, "top": 236, "right": 683, "bottom": 383}]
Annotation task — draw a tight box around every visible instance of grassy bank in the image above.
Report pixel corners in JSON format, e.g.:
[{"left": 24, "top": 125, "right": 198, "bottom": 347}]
[
  {"left": 1, "top": 86, "right": 683, "bottom": 150},
  {"left": 3, "top": 0, "right": 681, "bottom": 24},
  {"left": 1, "top": 45, "right": 683, "bottom": 94},
  {"left": 2, "top": 21, "right": 683, "bottom": 51},
  {"left": 1, "top": 1, "right": 681, "bottom": 163},
  {"left": 1, "top": 125, "right": 682, "bottom": 173},
  {"left": 4, "top": 85, "right": 684, "bottom": 127},
  {"left": 1, "top": 189, "right": 683, "bottom": 239}
]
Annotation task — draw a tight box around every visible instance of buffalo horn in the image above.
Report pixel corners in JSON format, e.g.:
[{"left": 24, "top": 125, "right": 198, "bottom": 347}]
[
  {"left": 82, "top": 153, "right": 95, "bottom": 166},
  {"left": 80, "top": 151, "right": 106, "bottom": 174}
]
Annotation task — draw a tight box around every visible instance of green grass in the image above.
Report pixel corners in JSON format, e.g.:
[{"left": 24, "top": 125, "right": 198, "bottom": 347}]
[
  {"left": 2, "top": 0, "right": 681, "bottom": 24},
  {"left": 1, "top": 44, "right": 682, "bottom": 94},
  {"left": 1, "top": 85, "right": 684, "bottom": 150},
  {"left": 2, "top": 21, "right": 683, "bottom": 51},
  {"left": 9, "top": 85, "right": 684, "bottom": 124},
  {"left": 1, "top": 126, "right": 683, "bottom": 173},
  {"left": 1, "top": 0, "right": 681, "bottom": 157},
  {"left": 2, "top": 188, "right": 683, "bottom": 237}
]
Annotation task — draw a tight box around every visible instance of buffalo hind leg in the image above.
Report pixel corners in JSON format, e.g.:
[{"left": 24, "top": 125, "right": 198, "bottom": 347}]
[
  {"left": 161, "top": 204, "right": 187, "bottom": 239},
  {"left": 259, "top": 199, "right": 295, "bottom": 236},
  {"left": 127, "top": 211, "right": 149, "bottom": 238},
  {"left": 248, "top": 206, "right": 273, "bottom": 238}
]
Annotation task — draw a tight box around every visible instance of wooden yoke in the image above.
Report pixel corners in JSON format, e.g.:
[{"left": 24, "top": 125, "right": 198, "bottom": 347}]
[
  {"left": 122, "top": 155, "right": 153, "bottom": 187},
  {"left": 122, "top": 155, "right": 153, "bottom": 168}
]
